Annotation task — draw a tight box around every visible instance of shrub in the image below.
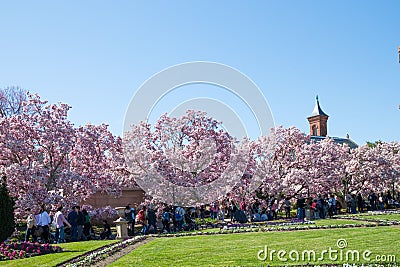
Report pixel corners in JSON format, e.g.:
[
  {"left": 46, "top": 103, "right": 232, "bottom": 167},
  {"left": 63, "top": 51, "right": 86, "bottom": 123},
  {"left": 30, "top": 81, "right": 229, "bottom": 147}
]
[{"left": 0, "top": 176, "right": 15, "bottom": 243}]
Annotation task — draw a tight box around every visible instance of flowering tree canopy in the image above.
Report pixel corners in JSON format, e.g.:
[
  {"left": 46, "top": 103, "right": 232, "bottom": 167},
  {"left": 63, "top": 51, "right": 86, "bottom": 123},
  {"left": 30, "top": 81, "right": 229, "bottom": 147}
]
[
  {"left": 1, "top": 89, "right": 398, "bottom": 215},
  {"left": 123, "top": 110, "right": 250, "bottom": 206},
  {"left": 344, "top": 142, "right": 400, "bottom": 195},
  {"left": 0, "top": 93, "right": 124, "bottom": 215}
]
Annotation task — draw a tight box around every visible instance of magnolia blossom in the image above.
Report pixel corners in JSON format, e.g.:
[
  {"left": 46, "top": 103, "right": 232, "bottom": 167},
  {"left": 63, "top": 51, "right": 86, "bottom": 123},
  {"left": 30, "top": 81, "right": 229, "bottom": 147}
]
[
  {"left": 0, "top": 93, "right": 125, "bottom": 217},
  {"left": 123, "top": 110, "right": 250, "bottom": 206}
]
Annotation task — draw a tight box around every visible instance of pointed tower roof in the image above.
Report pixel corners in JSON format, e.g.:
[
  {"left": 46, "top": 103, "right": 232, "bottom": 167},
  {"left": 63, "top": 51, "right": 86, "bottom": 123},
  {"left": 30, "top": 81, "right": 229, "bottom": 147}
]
[{"left": 310, "top": 95, "right": 328, "bottom": 117}]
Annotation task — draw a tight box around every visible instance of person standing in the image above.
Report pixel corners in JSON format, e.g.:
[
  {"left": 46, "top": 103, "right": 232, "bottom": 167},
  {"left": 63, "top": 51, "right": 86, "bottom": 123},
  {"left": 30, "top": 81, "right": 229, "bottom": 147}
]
[
  {"left": 125, "top": 204, "right": 135, "bottom": 236},
  {"left": 311, "top": 199, "right": 318, "bottom": 219},
  {"left": 219, "top": 202, "right": 226, "bottom": 222},
  {"left": 378, "top": 193, "right": 385, "bottom": 210},
  {"left": 174, "top": 206, "right": 185, "bottom": 232},
  {"left": 357, "top": 193, "right": 363, "bottom": 213},
  {"left": 350, "top": 194, "right": 357, "bottom": 214},
  {"left": 368, "top": 192, "right": 377, "bottom": 211},
  {"left": 68, "top": 206, "right": 78, "bottom": 242},
  {"left": 82, "top": 209, "right": 91, "bottom": 239},
  {"left": 53, "top": 206, "right": 71, "bottom": 243},
  {"left": 345, "top": 193, "right": 352, "bottom": 213},
  {"left": 76, "top": 206, "right": 86, "bottom": 241},
  {"left": 146, "top": 204, "right": 157, "bottom": 234},
  {"left": 25, "top": 208, "right": 37, "bottom": 242},
  {"left": 137, "top": 206, "right": 147, "bottom": 235},
  {"left": 37, "top": 205, "right": 51, "bottom": 243},
  {"left": 296, "top": 196, "right": 306, "bottom": 220},
  {"left": 328, "top": 194, "right": 336, "bottom": 218},
  {"left": 229, "top": 200, "right": 237, "bottom": 222},
  {"left": 284, "top": 197, "right": 291, "bottom": 218},
  {"left": 161, "top": 207, "right": 171, "bottom": 233}
]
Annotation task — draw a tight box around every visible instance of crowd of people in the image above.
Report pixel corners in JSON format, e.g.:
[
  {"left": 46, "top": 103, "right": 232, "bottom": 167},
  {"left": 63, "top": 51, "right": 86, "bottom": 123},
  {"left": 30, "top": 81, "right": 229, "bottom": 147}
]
[
  {"left": 297, "top": 190, "right": 400, "bottom": 220},
  {"left": 129, "top": 191, "right": 400, "bottom": 235},
  {"left": 24, "top": 205, "right": 109, "bottom": 243},
  {"left": 24, "top": 190, "right": 400, "bottom": 242}
]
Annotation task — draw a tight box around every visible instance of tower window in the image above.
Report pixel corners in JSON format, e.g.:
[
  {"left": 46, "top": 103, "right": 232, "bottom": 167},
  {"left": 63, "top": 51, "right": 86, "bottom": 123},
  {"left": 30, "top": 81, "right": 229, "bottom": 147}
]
[{"left": 312, "top": 125, "right": 318, "bottom": 136}]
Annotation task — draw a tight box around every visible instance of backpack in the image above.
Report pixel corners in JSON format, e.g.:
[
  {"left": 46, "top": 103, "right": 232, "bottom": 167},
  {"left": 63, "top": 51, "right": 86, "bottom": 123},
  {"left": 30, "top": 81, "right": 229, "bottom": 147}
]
[
  {"left": 174, "top": 208, "right": 183, "bottom": 221},
  {"left": 162, "top": 211, "right": 170, "bottom": 221}
]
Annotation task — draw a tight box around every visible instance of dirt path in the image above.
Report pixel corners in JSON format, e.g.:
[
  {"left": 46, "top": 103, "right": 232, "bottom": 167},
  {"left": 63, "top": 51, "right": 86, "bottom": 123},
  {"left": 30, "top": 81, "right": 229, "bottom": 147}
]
[{"left": 91, "top": 237, "right": 154, "bottom": 267}]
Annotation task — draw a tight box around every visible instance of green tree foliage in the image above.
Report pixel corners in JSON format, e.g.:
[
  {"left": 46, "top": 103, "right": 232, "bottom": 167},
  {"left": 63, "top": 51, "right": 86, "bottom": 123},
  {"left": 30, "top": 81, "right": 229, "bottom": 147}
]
[{"left": 0, "top": 176, "right": 15, "bottom": 242}]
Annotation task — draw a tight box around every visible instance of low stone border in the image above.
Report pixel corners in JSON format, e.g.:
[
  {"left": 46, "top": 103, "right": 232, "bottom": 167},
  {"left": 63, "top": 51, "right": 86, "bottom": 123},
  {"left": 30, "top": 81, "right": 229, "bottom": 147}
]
[
  {"left": 90, "top": 237, "right": 153, "bottom": 267},
  {"left": 57, "top": 236, "right": 147, "bottom": 267}
]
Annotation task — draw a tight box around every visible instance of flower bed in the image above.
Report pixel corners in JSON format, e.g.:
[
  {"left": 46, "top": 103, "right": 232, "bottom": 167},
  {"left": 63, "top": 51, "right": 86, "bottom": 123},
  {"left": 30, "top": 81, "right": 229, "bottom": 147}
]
[
  {"left": 197, "top": 218, "right": 314, "bottom": 230},
  {"left": 153, "top": 221, "right": 378, "bottom": 238},
  {"left": 0, "top": 241, "right": 62, "bottom": 261},
  {"left": 59, "top": 236, "right": 147, "bottom": 267},
  {"left": 336, "top": 215, "right": 400, "bottom": 225},
  {"left": 341, "top": 210, "right": 400, "bottom": 217}
]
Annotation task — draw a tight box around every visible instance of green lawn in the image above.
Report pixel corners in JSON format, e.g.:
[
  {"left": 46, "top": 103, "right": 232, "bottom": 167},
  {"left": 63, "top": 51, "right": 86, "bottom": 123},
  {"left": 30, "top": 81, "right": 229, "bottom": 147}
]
[
  {"left": 109, "top": 227, "right": 400, "bottom": 267},
  {"left": 1, "top": 240, "right": 118, "bottom": 267}
]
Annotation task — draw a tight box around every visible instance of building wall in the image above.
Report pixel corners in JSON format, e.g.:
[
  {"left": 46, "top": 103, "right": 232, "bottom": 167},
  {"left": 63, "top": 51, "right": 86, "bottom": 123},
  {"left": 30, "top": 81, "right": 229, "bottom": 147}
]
[{"left": 84, "top": 188, "right": 146, "bottom": 208}]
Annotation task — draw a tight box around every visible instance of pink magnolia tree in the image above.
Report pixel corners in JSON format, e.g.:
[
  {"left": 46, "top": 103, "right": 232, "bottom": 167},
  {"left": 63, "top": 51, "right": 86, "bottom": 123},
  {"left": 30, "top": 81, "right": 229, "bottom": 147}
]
[
  {"left": 250, "top": 126, "right": 311, "bottom": 200},
  {"left": 123, "top": 110, "right": 249, "bottom": 207},
  {"left": 302, "top": 138, "right": 349, "bottom": 197},
  {"left": 378, "top": 141, "right": 400, "bottom": 195},
  {"left": 249, "top": 126, "right": 354, "bottom": 203},
  {"left": 359, "top": 142, "right": 400, "bottom": 195},
  {"left": 0, "top": 93, "right": 124, "bottom": 217},
  {"left": 343, "top": 143, "right": 393, "bottom": 195}
]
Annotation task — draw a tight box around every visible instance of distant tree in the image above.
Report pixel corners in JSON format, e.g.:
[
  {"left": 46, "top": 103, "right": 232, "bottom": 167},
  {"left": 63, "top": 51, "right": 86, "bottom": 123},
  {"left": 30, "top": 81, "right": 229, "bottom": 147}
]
[
  {"left": 0, "top": 86, "right": 27, "bottom": 118},
  {"left": 366, "top": 140, "right": 382, "bottom": 148},
  {"left": 0, "top": 176, "right": 15, "bottom": 242}
]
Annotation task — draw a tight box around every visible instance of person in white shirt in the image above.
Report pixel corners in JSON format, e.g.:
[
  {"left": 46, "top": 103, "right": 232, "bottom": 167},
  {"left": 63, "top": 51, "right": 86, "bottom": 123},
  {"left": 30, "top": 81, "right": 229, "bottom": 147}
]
[
  {"left": 37, "top": 205, "right": 51, "bottom": 243},
  {"left": 53, "top": 206, "right": 71, "bottom": 243}
]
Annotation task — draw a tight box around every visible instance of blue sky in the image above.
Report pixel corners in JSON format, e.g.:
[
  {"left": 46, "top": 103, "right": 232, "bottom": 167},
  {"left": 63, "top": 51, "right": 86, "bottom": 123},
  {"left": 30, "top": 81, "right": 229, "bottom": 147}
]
[{"left": 0, "top": 1, "right": 399, "bottom": 144}]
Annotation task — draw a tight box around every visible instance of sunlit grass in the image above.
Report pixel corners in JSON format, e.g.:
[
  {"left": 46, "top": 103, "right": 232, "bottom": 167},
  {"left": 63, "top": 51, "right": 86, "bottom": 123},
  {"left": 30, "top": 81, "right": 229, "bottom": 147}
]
[
  {"left": 109, "top": 227, "right": 400, "bottom": 267},
  {"left": 0, "top": 240, "right": 118, "bottom": 267}
]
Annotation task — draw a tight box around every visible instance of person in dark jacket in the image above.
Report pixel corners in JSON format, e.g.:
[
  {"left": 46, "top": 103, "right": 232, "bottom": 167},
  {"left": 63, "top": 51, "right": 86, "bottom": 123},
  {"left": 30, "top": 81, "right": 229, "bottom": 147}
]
[
  {"left": 146, "top": 204, "right": 157, "bottom": 234},
  {"left": 82, "top": 209, "right": 91, "bottom": 239},
  {"left": 76, "top": 206, "right": 86, "bottom": 241},
  {"left": 296, "top": 196, "right": 306, "bottom": 220},
  {"left": 100, "top": 220, "right": 112, "bottom": 239},
  {"left": 67, "top": 206, "right": 78, "bottom": 242}
]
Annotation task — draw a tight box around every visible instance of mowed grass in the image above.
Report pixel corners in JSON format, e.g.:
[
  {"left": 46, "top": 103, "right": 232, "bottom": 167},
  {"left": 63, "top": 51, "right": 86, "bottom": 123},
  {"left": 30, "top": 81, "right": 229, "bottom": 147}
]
[
  {"left": 0, "top": 240, "right": 118, "bottom": 267},
  {"left": 109, "top": 227, "right": 400, "bottom": 267}
]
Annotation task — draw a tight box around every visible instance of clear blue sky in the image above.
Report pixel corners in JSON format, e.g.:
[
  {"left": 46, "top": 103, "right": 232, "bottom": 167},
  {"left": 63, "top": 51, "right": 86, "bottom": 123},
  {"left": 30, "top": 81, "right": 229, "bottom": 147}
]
[{"left": 1, "top": 1, "right": 399, "bottom": 144}]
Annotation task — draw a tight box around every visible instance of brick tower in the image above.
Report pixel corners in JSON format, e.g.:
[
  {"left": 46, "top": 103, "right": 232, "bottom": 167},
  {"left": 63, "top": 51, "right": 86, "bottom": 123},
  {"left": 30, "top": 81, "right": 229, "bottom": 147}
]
[{"left": 307, "top": 95, "right": 329, "bottom": 137}]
